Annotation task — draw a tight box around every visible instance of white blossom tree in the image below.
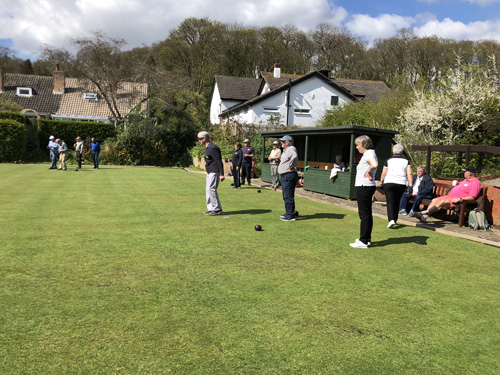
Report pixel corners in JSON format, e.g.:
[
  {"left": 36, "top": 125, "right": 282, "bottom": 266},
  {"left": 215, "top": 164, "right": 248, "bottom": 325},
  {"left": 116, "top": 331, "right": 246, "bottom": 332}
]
[{"left": 398, "top": 56, "right": 500, "bottom": 153}]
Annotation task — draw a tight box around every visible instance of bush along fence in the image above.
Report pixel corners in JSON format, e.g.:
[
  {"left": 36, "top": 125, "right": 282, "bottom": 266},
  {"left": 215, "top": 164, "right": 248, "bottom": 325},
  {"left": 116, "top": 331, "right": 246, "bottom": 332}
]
[
  {"left": 0, "top": 118, "right": 26, "bottom": 162},
  {"left": 38, "top": 119, "right": 116, "bottom": 150}
]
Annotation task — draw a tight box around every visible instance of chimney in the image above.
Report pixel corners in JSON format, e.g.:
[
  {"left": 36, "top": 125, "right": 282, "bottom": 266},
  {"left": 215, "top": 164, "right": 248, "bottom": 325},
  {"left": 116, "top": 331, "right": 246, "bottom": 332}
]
[
  {"left": 0, "top": 67, "right": 4, "bottom": 93},
  {"left": 273, "top": 59, "right": 281, "bottom": 78},
  {"left": 53, "top": 63, "right": 65, "bottom": 94}
]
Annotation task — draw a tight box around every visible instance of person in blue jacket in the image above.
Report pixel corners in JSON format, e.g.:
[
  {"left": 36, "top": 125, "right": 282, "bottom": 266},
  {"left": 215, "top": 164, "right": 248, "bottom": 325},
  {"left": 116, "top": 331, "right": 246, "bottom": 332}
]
[
  {"left": 399, "top": 166, "right": 434, "bottom": 217},
  {"left": 91, "top": 137, "right": 100, "bottom": 169}
]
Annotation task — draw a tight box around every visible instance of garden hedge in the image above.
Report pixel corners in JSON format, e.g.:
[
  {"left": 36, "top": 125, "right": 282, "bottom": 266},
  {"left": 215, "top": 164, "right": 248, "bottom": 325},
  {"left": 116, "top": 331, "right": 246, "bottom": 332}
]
[
  {"left": 38, "top": 119, "right": 116, "bottom": 148},
  {"left": 0, "top": 119, "right": 26, "bottom": 162}
]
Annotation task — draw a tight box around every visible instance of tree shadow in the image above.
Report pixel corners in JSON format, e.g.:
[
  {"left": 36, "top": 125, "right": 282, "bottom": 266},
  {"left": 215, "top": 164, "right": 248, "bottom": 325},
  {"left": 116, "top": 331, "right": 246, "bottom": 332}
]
[
  {"left": 223, "top": 209, "right": 273, "bottom": 215},
  {"left": 370, "top": 236, "right": 430, "bottom": 247},
  {"left": 298, "top": 213, "right": 345, "bottom": 220}
]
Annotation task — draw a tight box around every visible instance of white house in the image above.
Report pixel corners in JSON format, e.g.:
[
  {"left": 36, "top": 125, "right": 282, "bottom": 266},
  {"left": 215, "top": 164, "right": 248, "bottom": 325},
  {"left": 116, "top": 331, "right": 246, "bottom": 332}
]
[{"left": 210, "top": 62, "right": 390, "bottom": 128}]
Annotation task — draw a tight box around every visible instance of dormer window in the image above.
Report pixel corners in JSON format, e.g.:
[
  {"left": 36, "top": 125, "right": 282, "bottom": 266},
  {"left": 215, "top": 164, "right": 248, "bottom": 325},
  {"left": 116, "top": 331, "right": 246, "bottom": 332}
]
[
  {"left": 17, "top": 87, "right": 33, "bottom": 97},
  {"left": 83, "top": 92, "right": 98, "bottom": 101}
]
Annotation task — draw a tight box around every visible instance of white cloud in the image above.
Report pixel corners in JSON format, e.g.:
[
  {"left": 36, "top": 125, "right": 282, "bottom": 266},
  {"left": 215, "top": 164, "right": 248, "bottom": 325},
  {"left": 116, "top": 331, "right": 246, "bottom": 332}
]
[
  {"left": 345, "top": 13, "right": 415, "bottom": 43},
  {"left": 414, "top": 18, "right": 500, "bottom": 42},
  {"left": 0, "top": 0, "right": 348, "bottom": 58},
  {"left": 3, "top": 0, "right": 500, "bottom": 59}
]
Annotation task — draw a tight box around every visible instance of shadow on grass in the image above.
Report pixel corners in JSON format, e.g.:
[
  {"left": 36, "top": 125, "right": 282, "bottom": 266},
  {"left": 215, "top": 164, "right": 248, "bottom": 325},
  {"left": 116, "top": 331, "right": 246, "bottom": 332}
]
[
  {"left": 223, "top": 209, "right": 273, "bottom": 215},
  {"left": 370, "top": 235, "right": 430, "bottom": 247},
  {"left": 298, "top": 213, "right": 345, "bottom": 220}
]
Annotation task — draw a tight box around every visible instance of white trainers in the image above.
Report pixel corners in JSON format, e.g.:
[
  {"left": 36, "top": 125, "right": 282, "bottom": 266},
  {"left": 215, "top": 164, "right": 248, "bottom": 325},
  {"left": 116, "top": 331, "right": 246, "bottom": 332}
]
[
  {"left": 350, "top": 239, "right": 368, "bottom": 248},
  {"left": 398, "top": 209, "right": 407, "bottom": 215},
  {"left": 387, "top": 220, "right": 396, "bottom": 228},
  {"left": 355, "top": 238, "right": 371, "bottom": 246}
]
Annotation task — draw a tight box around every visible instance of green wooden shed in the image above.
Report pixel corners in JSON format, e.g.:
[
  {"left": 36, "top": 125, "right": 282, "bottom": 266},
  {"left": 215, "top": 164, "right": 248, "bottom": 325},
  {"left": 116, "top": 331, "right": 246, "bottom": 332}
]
[{"left": 260, "top": 126, "right": 398, "bottom": 199}]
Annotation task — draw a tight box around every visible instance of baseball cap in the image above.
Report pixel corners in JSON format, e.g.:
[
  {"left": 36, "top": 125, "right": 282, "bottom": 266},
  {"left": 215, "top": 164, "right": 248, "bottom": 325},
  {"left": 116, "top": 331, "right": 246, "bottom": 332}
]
[
  {"left": 279, "top": 135, "right": 293, "bottom": 142},
  {"left": 243, "top": 139, "right": 250, "bottom": 143},
  {"left": 49, "top": 135, "right": 55, "bottom": 140},
  {"left": 272, "top": 141, "right": 279, "bottom": 145},
  {"left": 462, "top": 166, "right": 476, "bottom": 174}
]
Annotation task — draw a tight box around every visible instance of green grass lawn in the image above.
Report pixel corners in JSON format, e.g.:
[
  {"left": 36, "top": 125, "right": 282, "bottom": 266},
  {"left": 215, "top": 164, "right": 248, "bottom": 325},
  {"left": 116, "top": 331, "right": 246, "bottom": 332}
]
[{"left": 1, "top": 165, "right": 499, "bottom": 374}]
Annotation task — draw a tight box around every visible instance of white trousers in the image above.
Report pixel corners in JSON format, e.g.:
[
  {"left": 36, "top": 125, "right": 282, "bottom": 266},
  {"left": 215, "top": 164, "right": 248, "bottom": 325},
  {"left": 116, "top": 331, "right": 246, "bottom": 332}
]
[{"left": 206, "top": 172, "right": 222, "bottom": 211}]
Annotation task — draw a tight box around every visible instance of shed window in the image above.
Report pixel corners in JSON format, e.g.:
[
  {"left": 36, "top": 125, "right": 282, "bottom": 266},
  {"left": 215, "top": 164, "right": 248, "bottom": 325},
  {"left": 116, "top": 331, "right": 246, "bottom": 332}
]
[
  {"left": 331, "top": 96, "right": 339, "bottom": 106},
  {"left": 17, "top": 87, "right": 33, "bottom": 97}
]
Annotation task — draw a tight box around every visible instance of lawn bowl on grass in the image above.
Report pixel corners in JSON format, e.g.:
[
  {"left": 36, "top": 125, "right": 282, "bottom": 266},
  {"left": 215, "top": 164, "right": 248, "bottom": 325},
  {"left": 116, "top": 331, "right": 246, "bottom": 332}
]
[{"left": 254, "top": 224, "right": 262, "bottom": 231}]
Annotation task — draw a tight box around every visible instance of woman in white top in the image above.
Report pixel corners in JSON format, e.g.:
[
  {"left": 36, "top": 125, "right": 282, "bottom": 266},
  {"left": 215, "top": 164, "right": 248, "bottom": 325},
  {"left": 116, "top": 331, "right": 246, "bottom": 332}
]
[
  {"left": 350, "top": 135, "right": 378, "bottom": 249},
  {"left": 380, "top": 144, "right": 412, "bottom": 228}
]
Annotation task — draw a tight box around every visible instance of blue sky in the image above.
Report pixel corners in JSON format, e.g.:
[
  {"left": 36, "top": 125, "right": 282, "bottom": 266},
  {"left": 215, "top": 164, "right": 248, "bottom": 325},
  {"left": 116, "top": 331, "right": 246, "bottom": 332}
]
[
  {"left": 335, "top": 0, "right": 500, "bottom": 23},
  {"left": 1, "top": 0, "right": 500, "bottom": 59}
]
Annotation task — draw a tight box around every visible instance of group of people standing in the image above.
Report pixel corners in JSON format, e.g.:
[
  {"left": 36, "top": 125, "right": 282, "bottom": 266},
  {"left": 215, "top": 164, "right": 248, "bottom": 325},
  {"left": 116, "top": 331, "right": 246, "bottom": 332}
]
[
  {"left": 198, "top": 131, "right": 482, "bottom": 246},
  {"left": 199, "top": 131, "right": 299, "bottom": 221},
  {"left": 351, "top": 135, "right": 481, "bottom": 248},
  {"left": 46, "top": 135, "right": 101, "bottom": 171},
  {"left": 230, "top": 139, "right": 256, "bottom": 189}
]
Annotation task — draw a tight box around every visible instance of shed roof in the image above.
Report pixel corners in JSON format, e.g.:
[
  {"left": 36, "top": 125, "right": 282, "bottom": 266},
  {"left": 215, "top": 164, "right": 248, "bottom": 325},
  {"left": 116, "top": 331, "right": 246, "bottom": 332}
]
[{"left": 260, "top": 125, "right": 398, "bottom": 137}]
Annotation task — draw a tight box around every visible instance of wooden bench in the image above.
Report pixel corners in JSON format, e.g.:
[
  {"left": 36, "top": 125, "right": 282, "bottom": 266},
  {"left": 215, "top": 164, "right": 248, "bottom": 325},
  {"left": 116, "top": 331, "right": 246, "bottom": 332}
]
[
  {"left": 409, "top": 182, "right": 487, "bottom": 227},
  {"left": 297, "top": 160, "right": 349, "bottom": 171}
]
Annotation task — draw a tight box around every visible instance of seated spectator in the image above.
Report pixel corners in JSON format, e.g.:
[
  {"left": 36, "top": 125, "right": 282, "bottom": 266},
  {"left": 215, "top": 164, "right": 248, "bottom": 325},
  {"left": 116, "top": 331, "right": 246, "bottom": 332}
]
[
  {"left": 334, "top": 155, "right": 345, "bottom": 170},
  {"left": 416, "top": 166, "right": 481, "bottom": 222},
  {"left": 399, "top": 166, "right": 433, "bottom": 217}
]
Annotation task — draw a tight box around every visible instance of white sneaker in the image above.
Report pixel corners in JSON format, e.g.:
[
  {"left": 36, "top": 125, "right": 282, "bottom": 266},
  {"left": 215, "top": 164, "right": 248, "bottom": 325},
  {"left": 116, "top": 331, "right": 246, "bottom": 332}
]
[
  {"left": 387, "top": 220, "right": 396, "bottom": 228},
  {"left": 398, "top": 209, "right": 407, "bottom": 215},
  {"left": 350, "top": 239, "right": 368, "bottom": 248},
  {"left": 355, "top": 238, "right": 371, "bottom": 246}
]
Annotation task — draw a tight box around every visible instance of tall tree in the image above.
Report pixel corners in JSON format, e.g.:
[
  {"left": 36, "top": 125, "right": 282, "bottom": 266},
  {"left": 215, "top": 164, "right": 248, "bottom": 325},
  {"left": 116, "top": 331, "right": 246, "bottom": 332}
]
[
  {"left": 42, "top": 31, "right": 137, "bottom": 121},
  {"left": 310, "top": 23, "right": 366, "bottom": 78},
  {"left": 167, "top": 18, "right": 226, "bottom": 95},
  {"left": 17, "top": 59, "right": 34, "bottom": 74}
]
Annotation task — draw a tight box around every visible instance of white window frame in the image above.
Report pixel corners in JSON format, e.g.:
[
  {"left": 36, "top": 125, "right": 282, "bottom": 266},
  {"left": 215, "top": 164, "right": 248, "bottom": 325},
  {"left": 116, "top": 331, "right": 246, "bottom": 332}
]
[
  {"left": 294, "top": 108, "right": 311, "bottom": 114},
  {"left": 263, "top": 106, "right": 279, "bottom": 113},
  {"left": 17, "top": 87, "right": 33, "bottom": 97},
  {"left": 83, "top": 92, "right": 99, "bottom": 101}
]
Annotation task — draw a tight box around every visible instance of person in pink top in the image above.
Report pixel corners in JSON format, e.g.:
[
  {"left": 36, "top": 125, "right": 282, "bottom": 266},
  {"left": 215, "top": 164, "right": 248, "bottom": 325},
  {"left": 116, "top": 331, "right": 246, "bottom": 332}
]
[{"left": 417, "top": 166, "right": 481, "bottom": 222}]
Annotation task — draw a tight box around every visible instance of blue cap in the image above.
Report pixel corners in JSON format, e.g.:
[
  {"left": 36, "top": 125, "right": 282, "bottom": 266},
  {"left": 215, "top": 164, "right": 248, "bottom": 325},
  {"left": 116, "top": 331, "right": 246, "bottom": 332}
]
[{"left": 279, "top": 135, "right": 292, "bottom": 142}]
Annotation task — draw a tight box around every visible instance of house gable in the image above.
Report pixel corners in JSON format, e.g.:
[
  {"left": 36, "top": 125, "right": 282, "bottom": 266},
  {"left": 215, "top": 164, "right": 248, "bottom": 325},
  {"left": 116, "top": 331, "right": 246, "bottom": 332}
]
[
  {"left": 226, "top": 73, "right": 357, "bottom": 127},
  {"left": 209, "top": 75, "right": 264, "bottom": 124}
]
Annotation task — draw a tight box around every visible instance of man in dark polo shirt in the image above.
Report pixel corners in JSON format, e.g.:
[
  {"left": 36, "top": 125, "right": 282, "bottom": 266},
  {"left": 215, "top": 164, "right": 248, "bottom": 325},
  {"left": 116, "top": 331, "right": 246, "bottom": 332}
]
[
  {"left": 240, "top": 139, "right": 255, "bottom": 186},
  {"left": 198, "top": 131, "right": 225, "bottom": 215},
  {"left": 278, "top": 135, "right": 299, "bottom": 221}
]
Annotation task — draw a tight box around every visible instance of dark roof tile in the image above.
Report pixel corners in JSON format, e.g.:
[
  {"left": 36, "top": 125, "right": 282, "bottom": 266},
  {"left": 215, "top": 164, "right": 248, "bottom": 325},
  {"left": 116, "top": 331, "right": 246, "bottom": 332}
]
[{"left": 215, "top": 76, "right": 263, "bottom": 100}]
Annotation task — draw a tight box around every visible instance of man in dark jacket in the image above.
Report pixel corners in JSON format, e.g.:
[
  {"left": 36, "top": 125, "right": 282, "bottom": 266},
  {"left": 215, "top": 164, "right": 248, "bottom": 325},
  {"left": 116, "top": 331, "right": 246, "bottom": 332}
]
[
  {"left": 198, "top": 131, "right": 225, "bottom": 215},
  {"left": 399, "top": 166, "right": 433, "bottom": 217},
  {"left": 231, "top": 142, "right": 243, "bottom": 189}
]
